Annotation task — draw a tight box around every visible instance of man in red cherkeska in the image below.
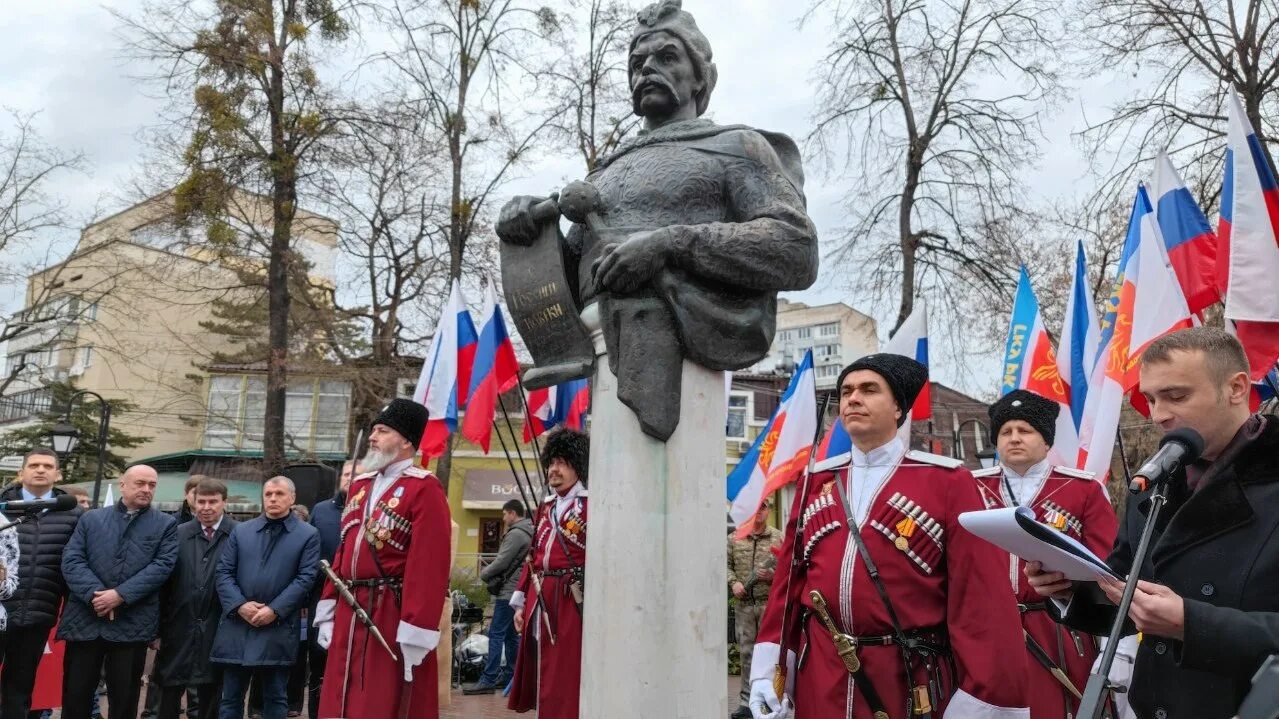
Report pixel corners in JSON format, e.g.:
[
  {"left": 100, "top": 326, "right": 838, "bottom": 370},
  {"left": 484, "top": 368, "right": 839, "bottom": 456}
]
[
  {"left": 313, "top": 399, "right": 452, "bottom": 719},
  {"left": 751, "top": 354, "right": 1030, "bottom": 719},
  {"left": 508, "top": 429, "right": 589, "bottom": 719},
  {"left": 971, "top": 389, "right": 1118, "bottom": 719}
]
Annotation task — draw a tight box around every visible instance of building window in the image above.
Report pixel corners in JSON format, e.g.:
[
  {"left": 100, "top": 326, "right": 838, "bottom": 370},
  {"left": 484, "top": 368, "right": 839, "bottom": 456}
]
[
  {"left": 726, "top": 394, "right": 749, "bottom": 439},
  {"left": 78, "top": 346, "right": 93, "bottom": 369},
  {"left": 796, "top": 327, "right": 812, "bottom": 339},
  {"left": 816, "top": 365, "right": 840, "bottom": 378},
  {"left": 814, "top": 344, "right": 840, "bottom": 358},
  {"left": 819, "top": 323, "right": 839, "bottom": 337},
  {"left": 203, "top": 375, "right": 351, "bottom": 454}
]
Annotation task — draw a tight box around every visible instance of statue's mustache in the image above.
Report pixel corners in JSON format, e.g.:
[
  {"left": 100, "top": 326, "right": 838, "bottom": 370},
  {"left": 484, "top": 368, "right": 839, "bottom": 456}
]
[{"left": 632, "top": 75, "right": 682, "bottom": 107}]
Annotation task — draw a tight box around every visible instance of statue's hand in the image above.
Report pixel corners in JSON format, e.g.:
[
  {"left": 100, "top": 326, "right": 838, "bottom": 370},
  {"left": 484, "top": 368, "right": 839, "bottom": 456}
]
[
  {"left": 496, "top": 194, "right": 560, "bottom": 246},
  {"left": 592, "top": 229, "right": 671, "bottom": 295}
]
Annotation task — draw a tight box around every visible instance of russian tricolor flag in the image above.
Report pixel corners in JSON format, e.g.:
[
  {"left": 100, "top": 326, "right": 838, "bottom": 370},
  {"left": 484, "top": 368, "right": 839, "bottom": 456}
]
[
  {"left": 460, "top": 282, "right": 521, "bottom": 453},
  {"left": 1079, "top": 185, "right": 1193, "bottom": 478},
  {"left": 415, "top": 280, "right": 479, "bottom": 458},
  {"left": 522, "top": 378, "right": 590, "bottom": 442},
  {"left": 1154, "top": 152, "right": 1220, "bottom": 315},
  {"left": 1220, "top": 90, "right": 1279, "bottom": 381},
  {"left": 1000, "top": 266, "right": 1074, "bottom": 465},
  {"left": 817, "top": 300, "right": 929, "bottom": 459},
  {"left": 727, "top": 350, "right": 816, "bottom": 535},
  {"left": 1057, "top": 241, "right": 1100, "bottom": 469}
]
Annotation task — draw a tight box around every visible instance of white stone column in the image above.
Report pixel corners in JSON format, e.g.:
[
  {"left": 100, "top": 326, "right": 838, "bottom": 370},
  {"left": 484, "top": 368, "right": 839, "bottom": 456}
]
[{"left": 579, "top": 303, "right": 728, "bottom": 719}]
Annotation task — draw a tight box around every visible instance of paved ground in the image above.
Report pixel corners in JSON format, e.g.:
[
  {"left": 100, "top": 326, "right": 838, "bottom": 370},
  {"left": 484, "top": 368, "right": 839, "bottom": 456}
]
[
  {"left": 441, "top": 676, "right": 741, "bottom": 718},
  {"left": 50, "top": 676, "right": 742, "bottom": 718}
]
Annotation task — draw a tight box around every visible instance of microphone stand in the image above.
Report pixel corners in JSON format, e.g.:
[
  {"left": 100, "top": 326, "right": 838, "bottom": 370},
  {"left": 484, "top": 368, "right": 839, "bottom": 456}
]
[
  {"left": 0, "top": 514, "right": 35, "bottom": 533},
  {"left": 1077, "top": 479, "right": 1172, "bottom": 719}
]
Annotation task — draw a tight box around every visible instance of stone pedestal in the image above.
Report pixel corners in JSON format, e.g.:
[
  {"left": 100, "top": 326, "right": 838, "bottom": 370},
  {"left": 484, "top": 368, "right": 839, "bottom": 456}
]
[{"left": 579, "top": 303, "right": 728, "bottom": 719}]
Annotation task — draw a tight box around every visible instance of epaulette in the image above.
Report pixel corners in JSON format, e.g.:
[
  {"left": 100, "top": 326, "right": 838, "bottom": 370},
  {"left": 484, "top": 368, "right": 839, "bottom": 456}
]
[
  {"left": 543, "top": 494, "right": 556, "bottom": 504},
  {"left": 578, "top": 490, "right": 588, "bottom": 498},
  {"left": 904, "top": 450, "right": 964, "bottom": 470},
  {"left": 813, "top": 452, "right": 851, "bottom": 473},
  {"left": 1053, "top": 465, "right": 1096, "bottom": 481},
  {"left": 403, "top": 465, "right": 430, "bottom": 478},
  {"left": 970, "top": 466, "right": 1001, "bottom": 478},
  {"left": 354, "top": 471, "right": 377, "bottom": 481}
]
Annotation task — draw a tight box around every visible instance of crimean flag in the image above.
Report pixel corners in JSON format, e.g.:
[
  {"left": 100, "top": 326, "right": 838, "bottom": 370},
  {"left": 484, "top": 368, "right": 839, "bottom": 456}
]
[
  {"left": 727, "top": 350, "right": 816, "bottom": 535},
  {"left": 1220, "top": 90, "right": 1279, "bottom": 380},
  {"left": 461, "top": 281, "right": 521, "bottom": 453},
  {"left": 416, "top": 280, "right": 479, "bottom": 458},
  {"left": 1079, "top": 185, "right": 1193, "bottom": 478}
]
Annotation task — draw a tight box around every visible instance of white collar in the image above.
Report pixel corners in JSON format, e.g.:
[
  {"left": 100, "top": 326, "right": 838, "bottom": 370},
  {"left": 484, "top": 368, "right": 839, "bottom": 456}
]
[
  {"left": 554, "top": 482, "right": 585, "bottom": 503},
  {"left": 201, "top": 516, "right": 224, "bottom": 533},
  {"left": 378, "top": 457, "right": 415, "bottom": 482},
  {"left": 1003, "top": 457, "right": 1051, "bottom": 481},
  {"left": 850, "top": 437, "right": 905, "bottom": 468}
]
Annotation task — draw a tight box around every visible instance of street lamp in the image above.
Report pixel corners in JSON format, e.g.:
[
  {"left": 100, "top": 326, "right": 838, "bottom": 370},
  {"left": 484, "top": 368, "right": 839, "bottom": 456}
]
[
  {"left": 48, "top": 390, "right": 112, "bottom": 507},
  {"left": 48, "top": 421, "right": 80, "bottom": 456},
  {"left": 952, "top": 416, "right": 991, "bottom": 466}
]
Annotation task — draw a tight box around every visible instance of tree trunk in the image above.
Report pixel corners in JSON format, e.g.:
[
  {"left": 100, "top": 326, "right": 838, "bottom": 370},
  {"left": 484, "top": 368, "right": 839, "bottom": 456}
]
[
  {"left": 264, "top": 57, "right": 295, "bottom": 475},
  {"left": 894, "top": 160, "right": 922, "bottom": 335}
]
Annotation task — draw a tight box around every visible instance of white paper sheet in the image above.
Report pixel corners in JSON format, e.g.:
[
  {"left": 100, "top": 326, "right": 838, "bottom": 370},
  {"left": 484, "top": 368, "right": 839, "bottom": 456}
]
[{"left": 958, "top": 506, "right": 1120, "bottom": 582}]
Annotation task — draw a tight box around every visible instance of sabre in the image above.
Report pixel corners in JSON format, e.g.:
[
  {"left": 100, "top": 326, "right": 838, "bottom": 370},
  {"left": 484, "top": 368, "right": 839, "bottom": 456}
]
[
  {"left": 529, "top": 570, "right": 558, "bottom": 645},
  {"left": 319, "top": 559, "right": 399, "bottom": 661}
]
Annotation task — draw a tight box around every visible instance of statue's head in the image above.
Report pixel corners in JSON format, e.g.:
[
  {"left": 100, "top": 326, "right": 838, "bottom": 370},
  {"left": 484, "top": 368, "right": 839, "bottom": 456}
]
[{"left": 629, "top": 0, "right": 717, "bottom": 123}]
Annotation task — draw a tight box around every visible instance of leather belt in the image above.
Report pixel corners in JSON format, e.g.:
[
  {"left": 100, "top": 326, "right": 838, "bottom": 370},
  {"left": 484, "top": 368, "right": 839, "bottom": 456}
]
[
  {"left": 349, "top": 577, "right": 403, "bottom": 588},
  {"left": 1018, "top": 602, "right": 1048, "bottom": 613}
]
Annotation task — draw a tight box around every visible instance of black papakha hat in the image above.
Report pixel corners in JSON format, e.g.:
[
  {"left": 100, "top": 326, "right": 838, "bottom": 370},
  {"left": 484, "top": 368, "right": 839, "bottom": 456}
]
[
  {"left": 541, "top": 428, "right": 590, "bottom": 486},
  {"left": 371, "top": 398, "right": 430, "bottom": 447},
  {"left": 836, "top": 354, "right": 929, "bottom": 427},
  {"left": 988, "top": 389, "right": 1059, "bottom": 447}
]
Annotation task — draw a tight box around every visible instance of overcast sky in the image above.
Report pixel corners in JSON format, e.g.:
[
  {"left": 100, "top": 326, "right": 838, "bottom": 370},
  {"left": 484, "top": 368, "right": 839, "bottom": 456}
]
[{"left": 0, "top": 0, "right": 1142, "bottom": 397}]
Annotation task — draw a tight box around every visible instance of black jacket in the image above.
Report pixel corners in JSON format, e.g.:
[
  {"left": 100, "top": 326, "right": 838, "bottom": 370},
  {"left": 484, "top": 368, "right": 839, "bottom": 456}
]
[
  {"left": 1056, "top": 416, "right": 1279, "bottom": 719},
  {"left": 0, "top": 484, "right": 84, "bottom": 628},
  {"left": 155, "top": 516, "right": 238, "bottom": 686}
]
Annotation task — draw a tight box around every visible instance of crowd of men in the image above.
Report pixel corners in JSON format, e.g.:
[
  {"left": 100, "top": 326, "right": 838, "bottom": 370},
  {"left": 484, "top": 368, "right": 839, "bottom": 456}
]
[{"left": 0, "top": 326, "right": 1273, "bottom": 719}]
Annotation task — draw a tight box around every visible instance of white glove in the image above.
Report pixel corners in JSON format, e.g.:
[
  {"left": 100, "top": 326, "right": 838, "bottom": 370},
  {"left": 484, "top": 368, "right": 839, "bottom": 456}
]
[
  {"left": 315, "top": 621, "right": 333, "bottom": 650},
  {"left": 400, "top": 641, "right": 432, "bottom": 681},
  {"left": 749, "top": 678, "right": 792, "bottom": 719}
]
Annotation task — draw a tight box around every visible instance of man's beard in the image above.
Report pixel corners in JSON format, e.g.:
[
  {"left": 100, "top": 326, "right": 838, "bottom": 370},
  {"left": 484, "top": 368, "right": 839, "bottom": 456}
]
[{"left": 361, "top": 447, "right": 398, "bottom": 473}]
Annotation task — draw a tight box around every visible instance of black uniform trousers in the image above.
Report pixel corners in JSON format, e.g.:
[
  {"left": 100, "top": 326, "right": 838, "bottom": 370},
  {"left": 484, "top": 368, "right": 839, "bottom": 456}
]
[{"left": 61, "top": 639, "right": 148, "bottom": 719}]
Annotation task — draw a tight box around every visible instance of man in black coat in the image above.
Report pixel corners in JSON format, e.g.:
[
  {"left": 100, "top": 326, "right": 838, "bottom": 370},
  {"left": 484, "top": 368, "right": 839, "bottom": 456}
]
[
  {"left": 0, "top": 448, "right": 83, "bottom": 719},
  {"left": 154, "top": 478, "right": 238, "bottom": 719},
  {"left": 1029, "top": 327, "right": 1279, "bottom": 719}
]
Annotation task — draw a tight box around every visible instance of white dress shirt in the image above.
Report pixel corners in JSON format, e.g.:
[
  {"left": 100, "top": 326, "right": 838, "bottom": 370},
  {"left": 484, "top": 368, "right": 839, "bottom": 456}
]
[
  {"left": 845, "top": 436, "right": 906, "bottom": 525},
  {"left": 367, "top": 457, "right": 414, "bottom": 515},
  {"left": 999, "top": 457, "right": 1051, "bottom": 507}
]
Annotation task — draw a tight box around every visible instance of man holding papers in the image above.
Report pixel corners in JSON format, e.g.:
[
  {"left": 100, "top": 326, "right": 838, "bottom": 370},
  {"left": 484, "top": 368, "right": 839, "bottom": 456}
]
[
  {"left": 971, "top": 389, "right": 1117, "bottom": 719},
  {"left": 750, "top": 354, "right": 1029, "bottom": 719},
  {"left": 1027, "top": 328, "right": 1279, "bottom": 719}
]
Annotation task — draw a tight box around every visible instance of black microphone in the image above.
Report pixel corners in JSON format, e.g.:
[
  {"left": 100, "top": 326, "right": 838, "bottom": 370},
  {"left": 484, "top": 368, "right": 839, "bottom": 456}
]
[
  {"left": 1129, "top": 427, "right": 1205, "bottom": 494},
  {"left": 0, "top": 494, "right": 79, "bottom": 513}
]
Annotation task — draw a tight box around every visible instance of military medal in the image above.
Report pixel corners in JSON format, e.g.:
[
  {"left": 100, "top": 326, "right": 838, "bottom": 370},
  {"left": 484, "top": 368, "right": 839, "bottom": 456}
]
[
  {"left": 387, "top": 497, "right": 400, "bottom": 509},
  {"left": 894, "top": 516, "right": 917, "bottom": 551}
]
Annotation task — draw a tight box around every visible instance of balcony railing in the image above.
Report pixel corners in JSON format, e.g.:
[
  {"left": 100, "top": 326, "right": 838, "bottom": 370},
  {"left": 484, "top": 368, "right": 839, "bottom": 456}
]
[{"left": 0, "top": 387, "right": 53, "bottom": 425}]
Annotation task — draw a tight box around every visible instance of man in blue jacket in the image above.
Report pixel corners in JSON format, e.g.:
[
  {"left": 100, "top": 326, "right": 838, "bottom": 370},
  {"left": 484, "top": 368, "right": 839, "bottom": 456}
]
[
  {"left": 59, "top": 464, "right": 179, "bottom": 719},
  {"left": 211, "top": 476, "right": 320, "bottom": 719}
]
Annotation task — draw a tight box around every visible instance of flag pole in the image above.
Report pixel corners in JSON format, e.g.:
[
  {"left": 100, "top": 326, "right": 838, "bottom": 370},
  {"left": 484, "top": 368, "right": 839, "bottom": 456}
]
[
  {"left": 1113, "top": 424, "right": 1134, "bottom": 486},
  {"left": 490, "top": 416, "right": 535, "bottom": 517},
  {"left": 499, "top": 398, "right": 544, "bottom": 498},
  {"left": 515, "top": 382, "right": 549, "bottom": 493}
]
